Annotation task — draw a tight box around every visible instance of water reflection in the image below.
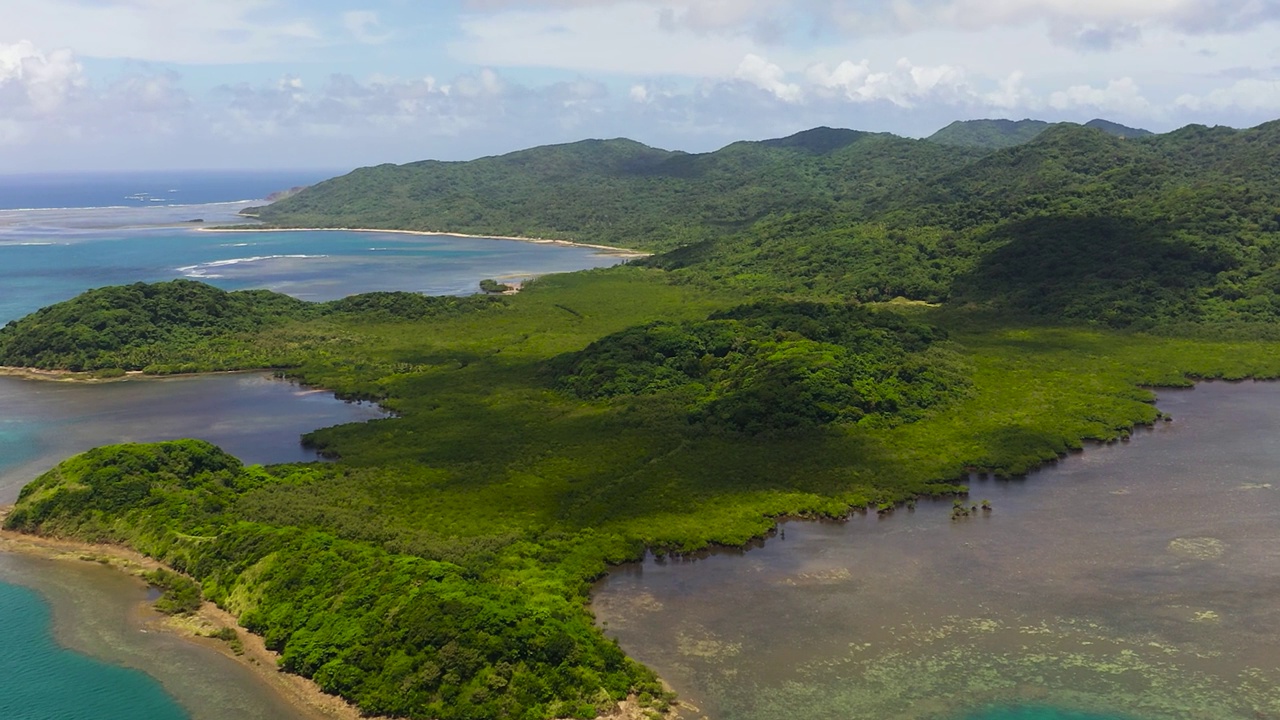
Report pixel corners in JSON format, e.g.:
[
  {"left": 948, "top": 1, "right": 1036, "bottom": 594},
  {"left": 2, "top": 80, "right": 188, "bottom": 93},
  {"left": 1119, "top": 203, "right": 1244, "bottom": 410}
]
[{"left": 593, "top": 382, "right": 1280, "bottom": 720}]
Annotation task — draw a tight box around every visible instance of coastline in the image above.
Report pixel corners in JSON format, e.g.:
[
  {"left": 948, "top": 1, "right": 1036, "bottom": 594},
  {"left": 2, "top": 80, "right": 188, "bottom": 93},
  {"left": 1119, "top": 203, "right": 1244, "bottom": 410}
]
[
  {"left": 0, "top": 366, "right": 271, "bottom": 384},
  {"left": 0, "top": 513, "right": 375, "bottom": 720},
  {"left": 197, "top": 225, "right": 653, "bottom": 259},
  {"left": 0, "top": 366, "right": 146, "bottom": 383},
  {"left": 0, "top": 514, "right": 670, "bottom": 720}
]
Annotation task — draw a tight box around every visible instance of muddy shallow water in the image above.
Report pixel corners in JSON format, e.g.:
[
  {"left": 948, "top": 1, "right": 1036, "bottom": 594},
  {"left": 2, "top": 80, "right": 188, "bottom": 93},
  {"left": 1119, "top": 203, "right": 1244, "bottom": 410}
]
[{"left": 593, "top": 382, "right": 1280, "bottom": 720}]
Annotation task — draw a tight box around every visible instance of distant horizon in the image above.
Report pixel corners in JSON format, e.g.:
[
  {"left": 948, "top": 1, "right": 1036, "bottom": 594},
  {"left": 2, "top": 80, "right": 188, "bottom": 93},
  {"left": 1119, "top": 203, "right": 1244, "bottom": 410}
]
[{"left": 2, "top": 113, "right": 1267, "bottom": 176}]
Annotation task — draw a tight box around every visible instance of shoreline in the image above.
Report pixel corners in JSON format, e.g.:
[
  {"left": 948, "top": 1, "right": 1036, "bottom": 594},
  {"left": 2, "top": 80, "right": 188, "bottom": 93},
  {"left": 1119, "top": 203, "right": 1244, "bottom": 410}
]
[
  {"left": 0, "top": 366, "right": 267, "bottom": 384},
  {"left": 0, "top": 515, "right": 668, "bottom": 720},
  {"left": 0, "top": 366, "right": 147, "bottom": 383},
  {"left": 197, "top": 225, "right": 653, "bottom": 258},
  {"left": 0, "top": 513, "right": 376, "bottom": 720}
]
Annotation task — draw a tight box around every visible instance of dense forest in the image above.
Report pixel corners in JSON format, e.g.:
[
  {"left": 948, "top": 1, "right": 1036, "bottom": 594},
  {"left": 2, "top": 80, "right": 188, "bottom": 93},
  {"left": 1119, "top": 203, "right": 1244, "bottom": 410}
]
[
  {"left": 926, "top": 118, "right": 1151, "bottom": 148},
  {"left": 10, "top": 117, "right": 1280, "bottom": 720},
  {"left": 256, "top": 119, "right": 1280, "bottom": 328}
]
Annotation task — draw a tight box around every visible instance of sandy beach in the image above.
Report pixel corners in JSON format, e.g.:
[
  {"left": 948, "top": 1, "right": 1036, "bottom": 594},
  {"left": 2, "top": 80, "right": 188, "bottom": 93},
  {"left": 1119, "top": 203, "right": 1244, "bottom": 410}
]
[
  {"left": 0, "top": 513, "right": 672, "bottom": 720},
  {"left": 197, "top": 225, "right": 653, "bottom": 259},
  {"left": 0, "top": 366, "right": 145, "bottom": 383},
  {"left": 0, "top": 512, "right": 374, "bottom": 720}
]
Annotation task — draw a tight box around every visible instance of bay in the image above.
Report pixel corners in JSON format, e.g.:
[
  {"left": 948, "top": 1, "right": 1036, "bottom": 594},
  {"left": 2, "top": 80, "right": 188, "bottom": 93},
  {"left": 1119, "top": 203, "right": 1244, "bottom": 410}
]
[
  {"left": 0, "top": 372, "right": 388, "bottom": 503},
  {"left": 593, "top": 382, "right": 1280, "bottom": 720}
]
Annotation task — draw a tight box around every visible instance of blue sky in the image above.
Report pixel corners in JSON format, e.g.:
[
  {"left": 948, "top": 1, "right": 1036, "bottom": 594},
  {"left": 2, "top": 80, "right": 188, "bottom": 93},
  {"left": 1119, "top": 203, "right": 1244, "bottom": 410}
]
[{"left": 2, "top": 0, "right": 1280, "bottom": 171}]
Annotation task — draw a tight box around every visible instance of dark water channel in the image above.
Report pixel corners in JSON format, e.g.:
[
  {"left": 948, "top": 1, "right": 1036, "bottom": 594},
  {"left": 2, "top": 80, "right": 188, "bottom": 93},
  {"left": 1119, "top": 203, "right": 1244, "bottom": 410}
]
[{"left": 593, "top": 382, "right": 1280, "bottom": 720}]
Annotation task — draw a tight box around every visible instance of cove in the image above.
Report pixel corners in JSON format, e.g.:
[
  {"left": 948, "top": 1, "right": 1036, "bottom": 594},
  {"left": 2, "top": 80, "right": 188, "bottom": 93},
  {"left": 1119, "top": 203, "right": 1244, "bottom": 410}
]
[
  {"left": 0, "top": 551, "right": 315, "bottom": 720},
  {"left": 592, "top": 381, "right": 1280, "bottom": 720},
  {"left": 0, "top": 372, "right": 387, "bottom": 503},
  {"left": 0, "top": 578, "right": 187, "bottom": 720}
]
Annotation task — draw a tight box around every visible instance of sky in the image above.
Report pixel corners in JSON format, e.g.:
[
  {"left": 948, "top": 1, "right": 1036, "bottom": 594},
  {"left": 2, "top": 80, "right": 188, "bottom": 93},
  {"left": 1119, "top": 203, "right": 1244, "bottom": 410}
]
[{"left": 2, "top": 0, "right": 1279, "bottom": 172}]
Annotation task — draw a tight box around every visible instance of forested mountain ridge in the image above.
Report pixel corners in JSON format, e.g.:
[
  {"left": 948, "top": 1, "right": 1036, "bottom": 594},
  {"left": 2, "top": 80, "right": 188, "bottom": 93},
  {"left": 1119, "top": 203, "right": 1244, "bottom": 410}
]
[
  {"left": 927, "top": 118, "right": 1053, "bottom": 148},
  {"left": 253, "top": 129, "right": 985, "bottom": 250},
  {"left": 1084, "top": 118, "right": 1153, "bottom": 139},
  {"left": 926, "top": 117, "right": 1152, "bottom": 149},
  {"left": 640, "top": 121, "right": 1280, "bottom": 328},
  {"left": 254, "top": 120, "right": 1280, "bottom": 329}
]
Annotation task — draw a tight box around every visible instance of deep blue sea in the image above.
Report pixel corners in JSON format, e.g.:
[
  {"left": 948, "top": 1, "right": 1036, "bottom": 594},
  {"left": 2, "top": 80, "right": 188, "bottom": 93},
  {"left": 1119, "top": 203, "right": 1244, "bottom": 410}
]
[{"left": 0, "top": 170, "right": 335, "bottom": 212}]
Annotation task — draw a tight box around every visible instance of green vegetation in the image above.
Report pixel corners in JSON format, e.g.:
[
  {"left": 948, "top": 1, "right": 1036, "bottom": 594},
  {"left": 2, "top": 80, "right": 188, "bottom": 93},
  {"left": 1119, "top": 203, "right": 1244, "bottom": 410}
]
[
  {"left": 0, "top": 280, "right": 502, "bottom": 374},
  {"left": 927, "top": 118, "right": 1151, "bottom": 149},
  {"left": 555, "top": 301, "right": 969, "bottom": 433},
  {"left": 10, "top": 117, "right": 1280, "bottom": 719},
  {"left": 253, "top": 129, "right": 984, "bottom": 251},
  {"left": 1084, "top": 118, "right": 1154, "bottom": 139},
  {"left": 143, "top": 568, "right": 203, "bottom": 615},
  {"left": 205, "top": 626, "right": 245, "bottom": 655},
  {"left": 927, "top": 118, "right": 1054, "bottom": 149},
  {"left": 8, "top": 440, "right": 659, "bottom": 719},
  {"left": 480, "top": 279, "right": 513, "bottom": 294}
]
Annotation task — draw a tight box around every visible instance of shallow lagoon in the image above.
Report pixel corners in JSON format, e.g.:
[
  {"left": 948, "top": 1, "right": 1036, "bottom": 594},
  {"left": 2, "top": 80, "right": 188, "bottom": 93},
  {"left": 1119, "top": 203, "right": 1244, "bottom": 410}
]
[
  {"left": 0, "top": 551, "right": 316, "bottom": 720},
  {"left": 593, "top": 382, "right": 1280, "bottom": 720},
  {"left": 0, "top": 372, "right": 388, "bottom": 503},
  {"left": 0, "top": 218, "right": 632, "bottom": 323}
]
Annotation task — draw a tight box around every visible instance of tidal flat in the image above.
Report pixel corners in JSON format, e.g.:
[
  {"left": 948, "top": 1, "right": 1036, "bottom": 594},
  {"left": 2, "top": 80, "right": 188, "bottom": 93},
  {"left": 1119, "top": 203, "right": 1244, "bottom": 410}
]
[
  {"left": 0, "top": 551, "right": 318, "bottom": 720},
  {"left": 593, "top": 381, "right": 1280, "bottom": 720}
]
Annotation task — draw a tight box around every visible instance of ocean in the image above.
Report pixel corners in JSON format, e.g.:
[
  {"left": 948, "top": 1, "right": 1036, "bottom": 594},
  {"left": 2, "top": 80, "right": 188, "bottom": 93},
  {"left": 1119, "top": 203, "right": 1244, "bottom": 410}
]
[{"left": 0, "top": 169, "right": 629, "bottom": 720}]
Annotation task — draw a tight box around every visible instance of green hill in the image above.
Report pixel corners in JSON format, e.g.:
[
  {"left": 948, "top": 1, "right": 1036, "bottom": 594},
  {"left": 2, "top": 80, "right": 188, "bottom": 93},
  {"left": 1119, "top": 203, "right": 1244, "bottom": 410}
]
[
  {"left": 927, "top": 118, "right": 1154, "bottom": 149},
  {"left": 1084, "top": 118, "right": 1153, "bottom": 138},
  {"left": 253, "top": 130, "right": 983, "bottom": 250},
  {"left": 926, "top": 118, "right": 1053, "bottom": 149},
  {"left": 647, "top": 122, "right": 1280, "bottom": 328},
  {"left": 254, "top": 120, "right": 1280, "bottom": 329}
]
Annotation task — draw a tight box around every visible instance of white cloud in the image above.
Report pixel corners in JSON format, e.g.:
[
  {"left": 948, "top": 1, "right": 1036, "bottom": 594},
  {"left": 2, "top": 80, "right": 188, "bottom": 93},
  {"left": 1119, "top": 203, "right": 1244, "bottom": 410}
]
[
  {"left": 0, "top": 40, "right": 193, "bottom": 147},
  {"left": 451, "top": 2, "right": 777, "bottom": 76},
  {"left": 0, "top": 40, "right": 86, "bottom": 116},
  {"left": 984, "top": 71, "right": 1036, "bottom": 109},
  {"left": 1048, "top": 77, "right": 1153, "bottom": 115},
  {"left": 343, "top": 11, "right": 392, "bottom": 45},
  {"left": 1176, "top": 79, "right": 1280, "bottom": 112},
  {"left": 736, "top": 54, "right": 802, "bottom": 103},
  {"left": 888, "top": 0, "right": 1280, "bottom": 35},
  {"left": 806, "top": 57, "right": 971, "bottom": 107},
  {"left": 3, "top": 0, "right": 323, "bottom": 64},
  {"left": 463, "top": 0, "right": 1280, "bottom": 39}
]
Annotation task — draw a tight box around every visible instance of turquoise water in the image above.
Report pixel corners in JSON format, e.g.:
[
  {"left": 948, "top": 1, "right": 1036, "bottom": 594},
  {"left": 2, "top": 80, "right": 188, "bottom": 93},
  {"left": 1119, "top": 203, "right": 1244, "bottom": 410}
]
[
  {"left": 0, "top": 222, "right": 630, "bottom": 323},
  {"left": 0, "top": 582, "right": 188, "bottom": 720}
]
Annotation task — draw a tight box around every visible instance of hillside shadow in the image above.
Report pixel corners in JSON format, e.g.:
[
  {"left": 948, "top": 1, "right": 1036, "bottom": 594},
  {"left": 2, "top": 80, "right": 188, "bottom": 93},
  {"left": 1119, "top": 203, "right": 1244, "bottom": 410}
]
[{"left": 955, "top": 215, "right": 1232, "bottom": 327}]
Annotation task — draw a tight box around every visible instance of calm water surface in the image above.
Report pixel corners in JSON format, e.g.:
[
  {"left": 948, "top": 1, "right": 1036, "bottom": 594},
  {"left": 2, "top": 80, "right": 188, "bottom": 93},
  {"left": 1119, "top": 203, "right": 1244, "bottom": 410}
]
[
  {"left": 0, "top": 212, "right": 631, "bottom": 322},
  {"left": 593, "top": 382, "right": 1280, "bottom": 720},
  {"left": 0, "top": 372, "right": 387, "bottom": 503},
  {"left": 0, "top": 552, "right": 313, "bottom": 720}
]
